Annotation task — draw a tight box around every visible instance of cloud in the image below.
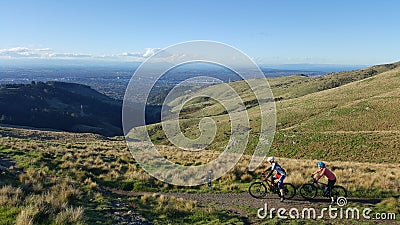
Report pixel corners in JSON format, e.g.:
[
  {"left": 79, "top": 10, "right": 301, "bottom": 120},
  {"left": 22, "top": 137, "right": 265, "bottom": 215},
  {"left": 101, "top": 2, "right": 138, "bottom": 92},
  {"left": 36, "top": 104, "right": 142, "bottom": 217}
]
[
  {"left": 0, "top": 47, "right": 94, "bottom": 59},
  {"left": 47, "top": 53, "right": 92, "bottom": 58},
  {"left": 143, "top": 48, "right": 161, "bottom": 57},
  {"left": 0, "top": 46, "right": 163, "bottom": 61},
  {"left": 118, "top": 48, "right": 161, "bottom": 58},
  {"left": 118, "top": 52, "right": 144, "bottom": 57},
  {"left": 0, "top": 47, "right": 52, "bottom": 58}
]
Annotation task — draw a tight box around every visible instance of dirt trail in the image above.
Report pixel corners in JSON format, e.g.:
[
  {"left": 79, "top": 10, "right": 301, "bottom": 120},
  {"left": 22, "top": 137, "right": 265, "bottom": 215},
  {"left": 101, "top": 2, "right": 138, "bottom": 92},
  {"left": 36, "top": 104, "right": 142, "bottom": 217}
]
[
  {"left": 107, "top": 188, "right": 384, "bottom": 224},
  {"left": 109, "top": 188, "right": 381, "bottom": 208}
]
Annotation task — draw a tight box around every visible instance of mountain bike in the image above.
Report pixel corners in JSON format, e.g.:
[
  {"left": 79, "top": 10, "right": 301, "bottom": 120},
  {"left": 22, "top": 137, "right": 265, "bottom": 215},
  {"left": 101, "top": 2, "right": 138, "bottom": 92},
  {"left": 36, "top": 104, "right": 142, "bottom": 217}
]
[
  {"left": 248, "top": 175, "right": 296, "bottom": 199},
  {"left": 299, "top": 176, "right": 347, "bottom": 200}
]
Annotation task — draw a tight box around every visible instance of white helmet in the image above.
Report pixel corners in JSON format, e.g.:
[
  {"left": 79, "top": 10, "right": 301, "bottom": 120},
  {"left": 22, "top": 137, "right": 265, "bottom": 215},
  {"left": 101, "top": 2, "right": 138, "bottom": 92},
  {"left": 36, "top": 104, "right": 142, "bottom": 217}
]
[{"left": 267, "top": 156, "right": 275, "bottom": 162}]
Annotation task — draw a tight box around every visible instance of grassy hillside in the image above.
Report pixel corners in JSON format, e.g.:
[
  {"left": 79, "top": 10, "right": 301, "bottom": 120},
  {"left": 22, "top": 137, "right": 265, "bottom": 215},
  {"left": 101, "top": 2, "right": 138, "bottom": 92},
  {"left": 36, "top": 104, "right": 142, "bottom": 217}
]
[
  {"left": 271, "top": 64, "right": 400, "bottom": 162},
  {"left": 142, "top": 62, "right": 400, "bottom": 163},
  {"left": 270, "top": 61, "right": 400, "bottom": 101}
]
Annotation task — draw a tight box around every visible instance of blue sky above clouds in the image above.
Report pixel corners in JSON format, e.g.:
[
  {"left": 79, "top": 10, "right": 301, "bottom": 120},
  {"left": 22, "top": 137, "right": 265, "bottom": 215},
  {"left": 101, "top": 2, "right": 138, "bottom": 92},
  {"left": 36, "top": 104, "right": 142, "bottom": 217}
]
[{"left": 1, "top": 0, "right": 399, "bottom": 65}]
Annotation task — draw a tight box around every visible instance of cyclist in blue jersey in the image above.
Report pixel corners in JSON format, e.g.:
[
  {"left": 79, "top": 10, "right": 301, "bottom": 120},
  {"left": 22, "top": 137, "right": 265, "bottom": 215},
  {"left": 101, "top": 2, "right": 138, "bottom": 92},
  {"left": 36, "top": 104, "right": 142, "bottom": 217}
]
[{"left": 262, "top": 156, "right": 287, "bottom": 202}]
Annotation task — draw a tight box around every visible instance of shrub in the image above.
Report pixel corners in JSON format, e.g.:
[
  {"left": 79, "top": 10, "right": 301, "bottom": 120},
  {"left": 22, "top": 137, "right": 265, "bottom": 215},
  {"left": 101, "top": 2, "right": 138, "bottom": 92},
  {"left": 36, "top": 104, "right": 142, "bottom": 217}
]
[{"left": 240, "top": 174, "right": 253, "bottom": 182}]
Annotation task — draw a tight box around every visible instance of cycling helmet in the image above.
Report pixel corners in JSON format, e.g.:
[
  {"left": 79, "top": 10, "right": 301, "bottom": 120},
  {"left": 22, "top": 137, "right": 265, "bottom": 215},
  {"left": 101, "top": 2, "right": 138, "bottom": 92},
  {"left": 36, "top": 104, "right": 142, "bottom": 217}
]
[
  {"left": 317, "top": 161, "right": 326, "bottom": 168},
  {"left": 267, "top": 156, "right": 275, "bottom": 162}
]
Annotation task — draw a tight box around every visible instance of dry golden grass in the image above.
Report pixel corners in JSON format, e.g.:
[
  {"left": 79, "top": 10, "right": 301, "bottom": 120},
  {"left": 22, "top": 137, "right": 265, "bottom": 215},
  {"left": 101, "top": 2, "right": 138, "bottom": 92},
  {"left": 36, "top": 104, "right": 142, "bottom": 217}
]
[
  {"left": 15, "top": 181, "right": 84, "bottom": 224},
  {"left": 158, "top": 145, "right": 400, "bottom": 193},
  {"left": 15, "top": 206, "right": 36, "bottom": 225},
  {"left": 84, "top": 177, "right": 98, "bottom": 189},
  {"left": 154, "top": 194, "right": 197, "bottom": 213},
  {"left": 278, "top": 157, "right": 400, "bottom": 192},
  {"left": 140, "top": 193, "right": 152, "bottom": 203},
  {"left": 54, "top": 206, "right": 84, "bottom": 224},
  {"left": 2, "top": 123, "right": 399, "bottom": 197},
  {"left": 0, "top": 156, "right": 86, "bottom": 225},
  {"left": 0, "top": 185, "right": 23, "bottom": 207}
]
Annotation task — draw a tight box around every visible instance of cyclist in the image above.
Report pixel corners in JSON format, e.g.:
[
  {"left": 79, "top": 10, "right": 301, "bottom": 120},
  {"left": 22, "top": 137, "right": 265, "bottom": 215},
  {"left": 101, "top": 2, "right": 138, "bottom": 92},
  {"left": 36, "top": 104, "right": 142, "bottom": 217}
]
[
  {"left": 262, "top": 156, "right": 286, "bottom": 202},
  {"left": 312, "top": 161, "right": 336, "bottom": 204}
]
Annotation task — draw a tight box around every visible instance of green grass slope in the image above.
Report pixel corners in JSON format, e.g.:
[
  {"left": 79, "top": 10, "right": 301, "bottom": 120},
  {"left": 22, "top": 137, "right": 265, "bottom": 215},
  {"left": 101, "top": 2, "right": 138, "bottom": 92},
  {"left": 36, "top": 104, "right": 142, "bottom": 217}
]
[
  {"left": 143, "top": 62, "right": 400, "bottom": 163},
  {"left": 270, "top": 61, "right": 400, "bottom": 101},
  {"left": 270, "top": 64, "right": 400, "bottom": 163},
  {"left": 278, "top": 66, "right": 400, "bottom": 131}
]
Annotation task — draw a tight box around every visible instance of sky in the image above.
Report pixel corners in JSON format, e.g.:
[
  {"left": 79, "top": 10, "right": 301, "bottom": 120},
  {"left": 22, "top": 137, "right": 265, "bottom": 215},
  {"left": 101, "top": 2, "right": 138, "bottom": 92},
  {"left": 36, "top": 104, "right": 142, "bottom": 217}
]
[{"left": 0, "top": 0, "right": 399, "bottom": 65}]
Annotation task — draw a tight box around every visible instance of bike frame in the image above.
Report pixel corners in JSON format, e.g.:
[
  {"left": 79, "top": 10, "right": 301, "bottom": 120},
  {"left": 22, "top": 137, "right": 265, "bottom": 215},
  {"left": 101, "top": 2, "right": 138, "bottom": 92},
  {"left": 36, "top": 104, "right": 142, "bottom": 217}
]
[
  {"left": 299, "top": 177, "right": 347, "bottom": 200},
  {"left": 313, "top": 180, "right": 328, "bottom": 191},
  {"left": 261, "top": 175, "right": 279, "bottom": 192},
  {"left": 249, "top": 175, "right": 296, "bottom": 199},
  {"left": 309, "top": 179, "right": 333, "bottom": 197}
]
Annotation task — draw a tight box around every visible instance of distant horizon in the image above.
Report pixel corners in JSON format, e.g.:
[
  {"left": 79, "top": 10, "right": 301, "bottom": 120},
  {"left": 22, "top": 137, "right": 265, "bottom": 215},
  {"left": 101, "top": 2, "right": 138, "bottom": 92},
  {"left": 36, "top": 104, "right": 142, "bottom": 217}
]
[
  {"left": 0, "top": 57, "right": 373, "bottom": 73},
  {"left": 0, "top": 46, "right": 398, "bottom": 68}
]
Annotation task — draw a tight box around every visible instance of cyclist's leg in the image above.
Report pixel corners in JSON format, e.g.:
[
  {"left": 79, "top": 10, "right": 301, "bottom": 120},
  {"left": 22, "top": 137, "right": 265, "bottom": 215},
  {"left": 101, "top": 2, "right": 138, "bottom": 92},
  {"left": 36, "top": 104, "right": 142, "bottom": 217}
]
[
  {"left": 328, "top": 179, "right": 336, "bottom": 196},
  {"left": 328, "top": 179, "right": 336, "bottom": 202},
  {"left": 278, "top": 175, "right": 286, "bottom": 197}
]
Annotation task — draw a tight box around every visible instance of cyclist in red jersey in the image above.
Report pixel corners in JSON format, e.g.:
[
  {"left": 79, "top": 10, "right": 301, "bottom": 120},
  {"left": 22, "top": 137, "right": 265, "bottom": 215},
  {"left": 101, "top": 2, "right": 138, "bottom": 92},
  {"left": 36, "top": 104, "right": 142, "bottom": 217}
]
[{"left": 312, "top": 161, "right": 337, "bottom": 204}]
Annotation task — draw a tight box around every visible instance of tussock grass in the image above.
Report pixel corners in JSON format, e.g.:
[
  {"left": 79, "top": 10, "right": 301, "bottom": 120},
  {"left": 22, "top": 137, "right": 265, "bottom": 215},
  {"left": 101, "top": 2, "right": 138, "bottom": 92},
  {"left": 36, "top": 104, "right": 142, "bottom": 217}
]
[
  {"left": 3, "top": 178, "right": 85, "bottom": 225},
  {"left": 0, "top": 185, "right": 23, "bottom": 207},
  {"left": 54, "top": 206, "right": 84, "bottom": 225},
  {"left": 279, "top": 158, "right": 400, "bottom": 194},
  {"left": 0, "top": 144, "right": 87, "bottom": 225},
  {"left": 15, "top": 206, "right": 36, "bottom": 225},
  {"left": 158, "top": 145, "right": 400, "bottom": 195},
  {"left": 2, "top": 122, "right": 399, "bottom": 198}
]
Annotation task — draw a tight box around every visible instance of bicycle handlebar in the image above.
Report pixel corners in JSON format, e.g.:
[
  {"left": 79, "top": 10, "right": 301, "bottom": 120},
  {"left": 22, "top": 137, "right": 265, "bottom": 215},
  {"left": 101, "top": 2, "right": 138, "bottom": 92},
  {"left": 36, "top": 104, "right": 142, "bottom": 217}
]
[
  {"left": 310, "top": 175, "right": 317, "bottom": 183},
  {"left": 261, "top": 174, "right": 274, "bottom": 183}
]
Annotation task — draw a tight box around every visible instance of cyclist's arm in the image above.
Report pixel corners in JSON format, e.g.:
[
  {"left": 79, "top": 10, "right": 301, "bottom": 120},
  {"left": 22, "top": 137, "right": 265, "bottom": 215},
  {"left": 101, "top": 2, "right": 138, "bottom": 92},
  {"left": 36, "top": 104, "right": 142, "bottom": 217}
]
[
  {"left": 266, "top": 163, "right": 276, "bottom": 178},
  {"left": 311, "top": 168, "right": 321, "bottom": 176},
  {"left": 262, "top": 166, "right": 272, "bottom": 175},
  {"left": 315, "top": 168, "right": 326, "bottom": 181}
]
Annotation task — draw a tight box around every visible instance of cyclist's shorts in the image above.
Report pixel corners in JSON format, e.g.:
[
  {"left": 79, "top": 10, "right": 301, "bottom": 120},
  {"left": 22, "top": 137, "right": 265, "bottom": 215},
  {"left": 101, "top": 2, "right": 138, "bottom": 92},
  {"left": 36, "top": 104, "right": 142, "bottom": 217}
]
[{"left": 273, "top": 174, "right": 286, "bottom": 187}]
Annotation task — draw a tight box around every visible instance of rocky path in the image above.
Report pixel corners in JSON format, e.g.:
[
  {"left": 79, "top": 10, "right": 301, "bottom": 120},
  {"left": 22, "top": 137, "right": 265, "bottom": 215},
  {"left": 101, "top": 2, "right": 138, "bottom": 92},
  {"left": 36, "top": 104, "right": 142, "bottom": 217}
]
[{"left": 110, "top": 197, "right": 153, "bottom": 225}]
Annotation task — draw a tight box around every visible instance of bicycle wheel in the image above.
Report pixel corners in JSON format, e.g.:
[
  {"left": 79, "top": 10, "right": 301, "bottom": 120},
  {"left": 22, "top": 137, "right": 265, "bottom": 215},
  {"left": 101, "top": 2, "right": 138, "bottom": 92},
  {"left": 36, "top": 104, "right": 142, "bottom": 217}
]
[
  {"left": 299, "top": 184, "right": 317, "bottom": 199},
  {"left": 332, "top": 185, "right": 347, "bottom": 198},
  {"left": 282, "top": 183, "right": 296, "bottom": 199},
  {"left": 249, "top": 182, "right": 268, "bottom": 198}
]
